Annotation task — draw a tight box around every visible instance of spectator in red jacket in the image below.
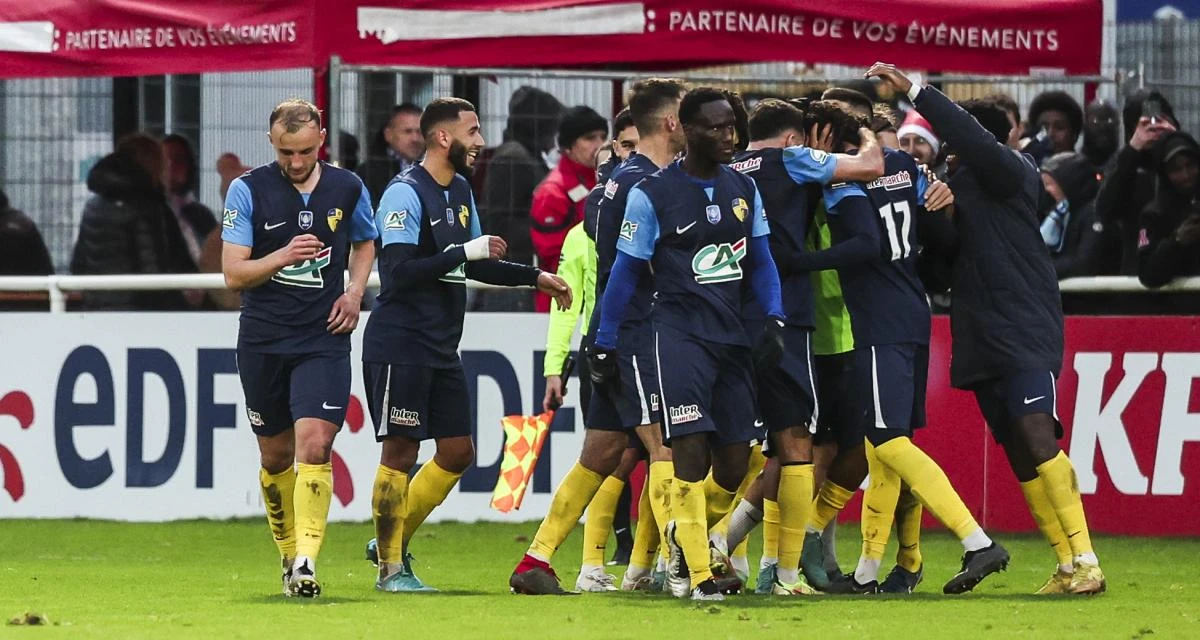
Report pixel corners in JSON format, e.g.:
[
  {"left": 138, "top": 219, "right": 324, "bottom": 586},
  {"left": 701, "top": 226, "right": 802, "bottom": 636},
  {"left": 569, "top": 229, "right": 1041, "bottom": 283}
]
[{"left": 530, "top": 105, "right": 608, "bottom": 312}]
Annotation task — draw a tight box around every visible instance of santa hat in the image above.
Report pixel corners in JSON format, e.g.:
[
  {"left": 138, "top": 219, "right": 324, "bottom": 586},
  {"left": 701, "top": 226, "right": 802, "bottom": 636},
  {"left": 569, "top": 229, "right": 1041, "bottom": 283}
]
[{"left": 897, "top": 111, "right": 940, "bottom": 155}]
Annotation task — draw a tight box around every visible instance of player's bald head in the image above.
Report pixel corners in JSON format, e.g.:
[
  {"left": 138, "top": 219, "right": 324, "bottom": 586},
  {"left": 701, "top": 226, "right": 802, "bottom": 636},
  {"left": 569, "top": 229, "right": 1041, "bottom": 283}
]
[
  {"left": 628, "top": 78, "right": 687, "bottom": 137},
  {"left": 269, "top": 98, "right": 322, "bottom": 133}
]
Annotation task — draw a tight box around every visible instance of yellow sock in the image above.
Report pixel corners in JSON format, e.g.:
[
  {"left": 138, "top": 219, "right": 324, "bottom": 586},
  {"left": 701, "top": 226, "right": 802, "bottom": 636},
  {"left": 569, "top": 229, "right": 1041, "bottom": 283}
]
[
  {"left": 1020, "top": 476, "right": 1073, "bottom": 568},
  {"left": 704, "top": 475, "right": 737, "bottom": 530},
  {"left": 1036, "top": 451, "right": 1095, "bottom": 559},
  {"left": 294, "top": 462, "right": 333, "bottom": 560},
  {"left": 777, "top": 464, "right": 815, "bottom": 575},
  {"left": 672, "top": 479, "right": 713, "bottom": 588},
  {"left": 762, "top": 499, "right": 780, "bottom": 561},
  {"left": 648, "top": 461, "right": 674, "bottom": 561},
  {"left": 582, "top": 476, "right": 625, "bottom": 567},
  {"left": 630, "top": 484, "right": 660, "bottom": 571},
  {"left": 402, "top": 460, "right": 463, "bottom": 547},
  {"left": 809, "top": 481, "right": 855, "bottom": 532},
  {"left": 874, "top": 437, "right": 979, "bottom": 540},
  {"left": 528, "top": 462, "right": 604, "bottom": 561},
  {"left": 894, "top": 485, "right": 923, "bottom": 572},
  {"left": 259, "top": 466, "right": 296, "bottom": 561},
  {"left": 862, "top": 443, "right": 900, "bottom": 560},
  {"left": 371, "top": 465, "right": 409, "bottom": 566}
]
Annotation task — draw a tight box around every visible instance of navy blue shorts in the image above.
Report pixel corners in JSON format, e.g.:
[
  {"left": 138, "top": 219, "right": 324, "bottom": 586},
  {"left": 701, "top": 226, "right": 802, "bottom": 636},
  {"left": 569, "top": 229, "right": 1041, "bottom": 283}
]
[
  {"left": 586, "top": 328, "right": 662, "bottom": 432},
  {"left": 972, "top": 370, "right": 1063, "bottom": 444},
  {"left": 757, "top": 326, "right": 819, "bottom": 434},
  {"left": 235, "top": 350, "right": 350, "bottom": 437},
  {"left": 655, "top": 324, "right": 757, "bottom": 446},
  {"left": 851, "top": 343, "right": 929, "bottom": 447},
  {"left": 364, "top": 362, "right": 472, "bottom": 443},
  {"left": 812, "top": 351, "right": 859, "bottom": 449}
]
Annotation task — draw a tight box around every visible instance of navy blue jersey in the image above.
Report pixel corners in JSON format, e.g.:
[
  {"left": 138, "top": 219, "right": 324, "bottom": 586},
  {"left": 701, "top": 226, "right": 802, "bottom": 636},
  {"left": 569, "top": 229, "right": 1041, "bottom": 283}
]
[
  {"left": 582, "top": 153, "right": 620, "bottom": 244},
  {"left": 587, "top": 153, "right": 661, "bottom": 336},
  {"left": 732, "top": 146, "right": 835, "bottom": 328},
  {"left": 363, "top": 166, "right": 480, "bottom": 368},
  {"left": 825, "top": 149, "right": 931, "bottom": 346},
  {"left": 620, "top": 160, "right": 769, "bottom": 347},
  {"left": 222, "top": 161, "right": 377, "bottom": 353}
]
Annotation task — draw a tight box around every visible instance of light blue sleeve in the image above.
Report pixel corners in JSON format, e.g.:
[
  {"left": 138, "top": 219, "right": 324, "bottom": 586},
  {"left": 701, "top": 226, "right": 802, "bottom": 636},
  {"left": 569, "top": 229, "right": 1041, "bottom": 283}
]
[
  {"left": 822, "top": 183, "right": 868, "bottom": 213},
  {"left": 616, "top": 186, "right": 660, "bottom": 260},
  {"left": 469, "top": 192, "right": 482, "bottom": 240},
  {"left": 350, "top": 183, "right": 379, "bottom": 242},
  {"left": 376, "top": 182, "right": 424, "bottom": 247},
  {"left": 750, "top": 183, "right": 770, "bottom": 238},
  {"left": 915, "top": 170, "right": 929, "bottom": 208},
  {"left": 782, "top": 146, "right": 837, "bottom": 185},
  {"left": 220, "top": 178, "right": 254, "bottom": 247}
]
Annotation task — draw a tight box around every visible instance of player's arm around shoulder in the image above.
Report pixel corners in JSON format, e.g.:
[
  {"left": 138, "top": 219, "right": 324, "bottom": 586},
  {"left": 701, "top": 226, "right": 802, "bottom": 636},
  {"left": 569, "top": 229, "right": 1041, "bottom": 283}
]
[{"left": 220, "top": 177, "right": 323, "bottom": 291}]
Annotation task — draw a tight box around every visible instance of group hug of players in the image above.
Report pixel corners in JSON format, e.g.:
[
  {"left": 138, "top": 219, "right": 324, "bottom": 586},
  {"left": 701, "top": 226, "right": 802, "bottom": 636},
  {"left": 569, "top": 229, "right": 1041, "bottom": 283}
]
[{"left": 222, "top": 61, "right": 1106, "bottom": 601}]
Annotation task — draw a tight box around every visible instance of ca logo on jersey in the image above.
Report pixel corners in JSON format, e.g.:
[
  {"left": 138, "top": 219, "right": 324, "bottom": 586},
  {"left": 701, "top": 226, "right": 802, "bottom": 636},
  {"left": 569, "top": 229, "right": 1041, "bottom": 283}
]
[
  {"left": 327, "top": 208, "right": 343, "bottom": 232},
  {"left": 222, "top": 208, "right": 238, "bottom": 229},
  {"left": 439, "top": 244, "right": 466, "bottom": 284},
  {"left": 732, "top": 198, "right": 749, "bottom": 222},
  {"left": 384, "top": 210, "right": 406, "bottom": 231},
  {"left": 691, "top": 237, "right": 747, "bottom": 284},
  {"left": 273, "top": 246, "right": 332, "bottom": 288},
  {"left": 619, "top": 220, "right": 638, "bottom": 242}
]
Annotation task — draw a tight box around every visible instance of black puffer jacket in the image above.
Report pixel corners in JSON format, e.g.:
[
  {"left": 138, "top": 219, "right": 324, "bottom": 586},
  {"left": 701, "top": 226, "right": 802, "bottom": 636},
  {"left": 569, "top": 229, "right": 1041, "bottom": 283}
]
[
  {"left": 70, "top": 152, "right": 196, "bottom": 310},
  {"left": 913, "top": 87, "right": 1064, "bottom": 389}
]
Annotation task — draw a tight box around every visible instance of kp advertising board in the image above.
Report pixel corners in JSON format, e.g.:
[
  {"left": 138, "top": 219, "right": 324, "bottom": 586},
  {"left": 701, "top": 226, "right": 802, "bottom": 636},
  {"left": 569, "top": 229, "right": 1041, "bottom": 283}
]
[{"left": 0, "top": 313, "right": 1197, "bottom": 535}]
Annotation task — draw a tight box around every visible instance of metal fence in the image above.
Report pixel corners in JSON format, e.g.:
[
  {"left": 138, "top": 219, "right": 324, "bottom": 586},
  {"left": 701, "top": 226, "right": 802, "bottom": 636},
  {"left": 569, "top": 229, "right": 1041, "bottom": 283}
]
[{"left": 1118, "top": 19, "right": 1200, "bottom": 136}]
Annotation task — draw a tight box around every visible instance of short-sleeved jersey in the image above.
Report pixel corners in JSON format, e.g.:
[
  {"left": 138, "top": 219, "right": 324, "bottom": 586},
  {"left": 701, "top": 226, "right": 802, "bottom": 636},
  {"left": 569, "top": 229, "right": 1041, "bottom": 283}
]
[
  {"left": 221, "top": 161, "right": 377, "bottom": 354},
  {"left": 825, "top": 149, "right": 931, "bottom": 346},
  {"left": 732, "top": 145, "right": 835, "bottom": 328},
  {"left": 619, "top": 160, "right": 769, "bottom": 347},
  {"left": 586, "top": 153, "right": 661, "bottom": 339},
  {"left": 362, "top": 166, "right": 481, "bottom": 368}
]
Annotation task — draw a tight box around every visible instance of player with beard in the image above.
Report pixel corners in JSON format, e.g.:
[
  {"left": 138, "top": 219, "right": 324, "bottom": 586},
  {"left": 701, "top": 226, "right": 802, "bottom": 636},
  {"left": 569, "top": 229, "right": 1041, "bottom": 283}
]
[
  {"left": 221, "top": 99, "right": 379, "bottom": 597},
  {"left": 361, "top": 98, "right": 571, "bottom": 592}
]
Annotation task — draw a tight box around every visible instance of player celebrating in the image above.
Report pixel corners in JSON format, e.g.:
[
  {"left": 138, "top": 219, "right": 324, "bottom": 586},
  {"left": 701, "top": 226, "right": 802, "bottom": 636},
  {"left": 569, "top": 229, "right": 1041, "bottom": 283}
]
[
  {"left": 729, "top": 98, "right": 884, "bottom": 595},
  {"left": 221, "top": 99, "right": 378, "bottom": 598},
  {"left": 867, "top": 62, "right": 1106, "bottom": 595},
  {"left": 363, "top": 98, "right": 571, "bottom": 592},
  {"left": 510, "top": 79, "right": 687, "bottom": 596},
  {"left": 590, "top": 88, "right": 784, "bottom": 601}
]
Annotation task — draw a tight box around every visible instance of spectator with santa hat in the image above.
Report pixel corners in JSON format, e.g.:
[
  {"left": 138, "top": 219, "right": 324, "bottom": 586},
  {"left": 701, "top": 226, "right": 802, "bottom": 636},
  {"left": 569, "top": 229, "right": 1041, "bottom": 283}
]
[{"left": 898, "top": 109, "right": 946, "bottom": 179}]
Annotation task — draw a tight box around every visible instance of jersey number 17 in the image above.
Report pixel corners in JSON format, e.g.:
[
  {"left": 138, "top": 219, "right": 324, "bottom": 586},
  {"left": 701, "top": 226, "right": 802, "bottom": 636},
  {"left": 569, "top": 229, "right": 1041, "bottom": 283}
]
[{"left": 877, "top": 201, "right": 913, "bottom": 261}]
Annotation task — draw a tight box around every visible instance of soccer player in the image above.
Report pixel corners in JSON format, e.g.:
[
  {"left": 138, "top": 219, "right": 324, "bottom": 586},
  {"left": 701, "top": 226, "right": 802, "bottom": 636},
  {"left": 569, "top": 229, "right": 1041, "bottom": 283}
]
[
  {"left": 794, "top": 100, "right": 1008, "bottom": 595},
  {"left": 363, "top": 98, "right": 571, "bottom": 592},
  {"left": 221, "top": 99, "right": 378, "bottom": 598},
  {"left": 509, "top": 79, "right": 687, "bottom": 596},
  {"left": 589, "top": 87, "right": 785, "bottom": 601},
  {"left": 729, "top": 98, "right": 884, "bottom": 595},
  {"left": 868, "top": 62, "right": 1107, "bottom": 595}
]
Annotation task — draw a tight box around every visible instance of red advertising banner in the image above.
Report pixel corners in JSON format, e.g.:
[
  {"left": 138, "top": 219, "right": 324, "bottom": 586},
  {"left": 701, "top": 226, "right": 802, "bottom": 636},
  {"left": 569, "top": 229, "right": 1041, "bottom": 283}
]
[
  {"left": 332, "top": 0, "right": 1102, "bottom": 75},
  {"left": 0, "top": 0, "right": 316, "bottom": 79},
  {"left": 0, "top": 0, "right": 1100, "bottom": 79},
  {"left": 845, "top": 316, "right": 1200, "bottom": 536}
]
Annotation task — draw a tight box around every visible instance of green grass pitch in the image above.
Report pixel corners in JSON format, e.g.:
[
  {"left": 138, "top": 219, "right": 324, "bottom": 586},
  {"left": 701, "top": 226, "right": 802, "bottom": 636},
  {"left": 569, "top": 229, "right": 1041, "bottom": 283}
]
[{"left": 2, "top": 519, "right": 1197, "bottom": 639}]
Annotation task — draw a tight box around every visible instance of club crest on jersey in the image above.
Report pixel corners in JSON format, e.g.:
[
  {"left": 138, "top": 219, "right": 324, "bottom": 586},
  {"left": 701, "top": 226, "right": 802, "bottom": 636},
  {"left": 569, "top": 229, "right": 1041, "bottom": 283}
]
[
  {"left": 604, "top": 179, "right": 619, "bottom": 199},
  {"left": 619, "top": 220, "right": 638, "bottom": 242},
  {"left": 272, "top": 246, "right": 332, "bottom": 288},
  {"left": 222, "top": 208, "right": 238, "bottom": 229},
  {"left": 446, "top": 207, "right": 455, "bottom": 225},
  {"left": 458, "top": 205, "right": 470, "bottom": 228},
  {"left": 327, "top": 207, "right": 343, "bottom": 232},
  {"left": 298, "top": 210, "right": 314, "bottom": 230},
  {"left": 691, "top": 237, "right": 747, "bottom": 284},
  {"left": 732, "top": 198, "right": 749, "bottom": 222},
  {"left": 706, "top": 204, "right": 721, "bottom": 224},
  {"left": 865, "top": 172, "right": 913, "bottom": 191},
  {"left": 384, "top": 210, "right": 407, "bottom": 231}
]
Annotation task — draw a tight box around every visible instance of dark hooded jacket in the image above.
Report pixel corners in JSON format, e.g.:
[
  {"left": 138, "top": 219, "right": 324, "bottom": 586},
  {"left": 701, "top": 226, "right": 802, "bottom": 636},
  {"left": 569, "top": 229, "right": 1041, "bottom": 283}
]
[
  {"left": 1040, "top": 153, "right": 1118, "bottom": 278},
  {"left": 480, "top": 86, "right": 564, "bottom": 265},
  {"left": 1137, "top": 132, "right": 1200, "bottom": 289},
  {"left": 70, "top": 151, "right": 196, "bottom": 310}
]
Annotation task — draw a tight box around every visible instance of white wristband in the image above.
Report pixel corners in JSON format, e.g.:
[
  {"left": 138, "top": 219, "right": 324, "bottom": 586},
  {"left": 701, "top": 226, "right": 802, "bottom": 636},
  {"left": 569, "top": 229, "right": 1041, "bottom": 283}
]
[
  {"left": 463, "top": 235, "right": 492, "bottom": 261},
  {"left": 907, "top": 83, "right": 923, "bottom": 103}
]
